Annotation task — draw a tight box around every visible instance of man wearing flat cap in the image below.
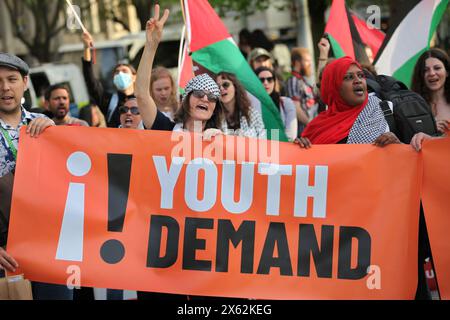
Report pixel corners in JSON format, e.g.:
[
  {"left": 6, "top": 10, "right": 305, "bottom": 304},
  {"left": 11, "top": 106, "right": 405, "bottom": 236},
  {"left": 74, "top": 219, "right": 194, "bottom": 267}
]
[
  {"left": 0, "top": 52, "right": 54, "bottom": 177},
  {"left": 0, "top": 53, "right": 66, "bottom": 299},
  {"left": 248, "top": 47, "right": 274, "bottom": 71}
]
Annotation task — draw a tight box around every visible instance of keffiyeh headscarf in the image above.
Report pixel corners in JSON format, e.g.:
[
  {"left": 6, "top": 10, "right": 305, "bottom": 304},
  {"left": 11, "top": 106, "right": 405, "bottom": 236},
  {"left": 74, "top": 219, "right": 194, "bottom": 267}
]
[{"left": 182, "top": 73, "right": 220, "bottom": 102}]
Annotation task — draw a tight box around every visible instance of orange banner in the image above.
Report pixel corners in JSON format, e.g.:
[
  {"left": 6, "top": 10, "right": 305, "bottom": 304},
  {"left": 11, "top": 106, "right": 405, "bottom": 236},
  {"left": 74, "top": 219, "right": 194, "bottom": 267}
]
[
  {"left": 421, "top": 137, "right": 450, "bottom": 300},
  {"left": 7, "top": 126, "right": 421, "bottom": 299}
]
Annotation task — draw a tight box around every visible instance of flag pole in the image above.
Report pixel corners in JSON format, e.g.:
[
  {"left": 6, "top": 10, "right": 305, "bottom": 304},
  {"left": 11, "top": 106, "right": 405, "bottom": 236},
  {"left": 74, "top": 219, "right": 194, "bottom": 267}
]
[
  {"left": 177, "top": 25, "right": 186, "bottom": 98},
  {"left": 65, "top": 0, "right": 96, "bottom": 64}
]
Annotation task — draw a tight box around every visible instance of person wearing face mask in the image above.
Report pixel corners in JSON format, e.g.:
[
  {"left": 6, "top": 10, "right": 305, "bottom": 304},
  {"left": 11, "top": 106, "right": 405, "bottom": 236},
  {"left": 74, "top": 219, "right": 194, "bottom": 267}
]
[{"left": 81, "top": 31, "right": 137, "bottom": 128}]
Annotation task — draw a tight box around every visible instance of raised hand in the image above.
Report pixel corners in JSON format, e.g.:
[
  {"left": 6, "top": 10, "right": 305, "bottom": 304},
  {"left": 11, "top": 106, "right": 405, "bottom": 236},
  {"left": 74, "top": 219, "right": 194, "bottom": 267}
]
[
  {"left": 82, "top": 31, "right": 94, "bottom": 49},
  {"left": 145, "top": 4, "right": 170, "bottom": 47},
  {"left": 318, "top": 36, "right": 331, "bottom": 58}
]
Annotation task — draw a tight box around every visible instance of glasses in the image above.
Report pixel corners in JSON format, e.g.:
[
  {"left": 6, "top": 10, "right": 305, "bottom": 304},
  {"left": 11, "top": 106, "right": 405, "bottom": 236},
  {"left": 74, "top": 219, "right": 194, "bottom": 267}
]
[
  {"left": 343, "top": 72, "right": 366, "bottom": 82},
  {"left": 192, "top": 90, "right": 218, "bottom": 102},
  {"left": 118, "top": 106, "right": 140, "bottom": 115},
  {"left": 218, "top": 81, "right": 232, "bottom": 90},
  {"left": 259, "top": 76, "right": 275, "bottom": 84}
]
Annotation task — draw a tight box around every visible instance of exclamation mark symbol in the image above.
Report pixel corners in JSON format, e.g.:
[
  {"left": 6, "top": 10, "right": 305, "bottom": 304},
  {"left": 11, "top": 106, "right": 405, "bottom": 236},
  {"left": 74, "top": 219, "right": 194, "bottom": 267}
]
[
  {"left": 56, "top": 152, "right": 91, "bottom": 262},
  {"left": 100, "top": 154, "right": 133, "bottom": 264}
]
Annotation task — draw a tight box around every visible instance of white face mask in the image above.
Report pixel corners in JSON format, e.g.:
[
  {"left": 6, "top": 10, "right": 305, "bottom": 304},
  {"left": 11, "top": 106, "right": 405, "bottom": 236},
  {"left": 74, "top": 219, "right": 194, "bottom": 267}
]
[{"left": 113, "top": 72, "right": 133, "bottom": 91}]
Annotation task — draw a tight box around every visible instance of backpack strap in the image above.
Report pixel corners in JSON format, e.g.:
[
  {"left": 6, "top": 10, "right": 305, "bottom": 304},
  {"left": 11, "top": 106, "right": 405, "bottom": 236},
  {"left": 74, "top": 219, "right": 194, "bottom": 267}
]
[
  {"left": 376, "top": 75, "right": 408, "bottom": 92},
  {"left": 379, "top": 100, "right": 397, "bottom": 134},
  {"left": 365, "top": 78, "right": 382, "bottom": 96}
]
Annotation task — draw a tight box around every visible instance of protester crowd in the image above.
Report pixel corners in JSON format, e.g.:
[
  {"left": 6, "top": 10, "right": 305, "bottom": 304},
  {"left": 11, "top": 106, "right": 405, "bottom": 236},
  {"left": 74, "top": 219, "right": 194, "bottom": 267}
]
[{"left": 0, "top": 4, "right": 449, "bottom": 300}]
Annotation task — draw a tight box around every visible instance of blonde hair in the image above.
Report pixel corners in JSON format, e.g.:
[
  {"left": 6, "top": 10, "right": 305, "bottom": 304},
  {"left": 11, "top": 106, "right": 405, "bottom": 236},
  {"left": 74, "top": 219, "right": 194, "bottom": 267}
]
[
  {"left": 150, "top": 66, "right": 178, "bottom": 114},
  {"left": 92, "top": 105, "right": 107, "bottom": 127}
]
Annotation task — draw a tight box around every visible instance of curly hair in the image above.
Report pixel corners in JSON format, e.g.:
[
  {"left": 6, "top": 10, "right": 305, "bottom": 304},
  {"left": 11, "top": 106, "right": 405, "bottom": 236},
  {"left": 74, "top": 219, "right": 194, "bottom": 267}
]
[
  {"left": 411, "top": 48, "right": 450, "bottom": 108},
  {"left": 173, "top": 92, "right": 224, "bottom": 130},
  {"left": 216, "top": 72, "right": 251, "bottom": 129}
]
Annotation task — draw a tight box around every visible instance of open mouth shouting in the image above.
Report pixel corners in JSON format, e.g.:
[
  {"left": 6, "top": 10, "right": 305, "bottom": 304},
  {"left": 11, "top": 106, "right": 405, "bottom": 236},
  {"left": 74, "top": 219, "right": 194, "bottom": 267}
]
[
  {"left": 353, "top": 85, "right": 365, "bottom": 96},
  {"left": 124, "top": 117, "right": 134, "bottom": 125},
  {"left": 195, "top": 104, "right": 209, "bottom": 112}
]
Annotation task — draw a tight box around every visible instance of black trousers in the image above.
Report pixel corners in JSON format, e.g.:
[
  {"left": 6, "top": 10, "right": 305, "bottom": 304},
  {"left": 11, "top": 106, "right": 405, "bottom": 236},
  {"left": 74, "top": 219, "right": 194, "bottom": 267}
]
[{"left": 415, "top": 205, "right": 434, "bottom": 300}]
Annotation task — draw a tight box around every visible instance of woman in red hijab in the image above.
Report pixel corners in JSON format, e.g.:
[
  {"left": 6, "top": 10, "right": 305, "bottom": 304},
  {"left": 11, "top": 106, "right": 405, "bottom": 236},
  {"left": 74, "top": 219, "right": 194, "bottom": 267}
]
[{"left": 296, "top": 56, "right": 400, "bottom": 147}]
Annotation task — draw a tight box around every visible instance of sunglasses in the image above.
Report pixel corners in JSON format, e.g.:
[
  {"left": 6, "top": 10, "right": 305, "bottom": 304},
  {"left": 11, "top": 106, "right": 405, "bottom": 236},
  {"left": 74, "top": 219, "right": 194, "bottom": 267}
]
[
  {"left": 218, "top": 81, "right": 232, "bottom": 90},
  {"left": 118, "top": 106, "right": 140, "bottom": 115},
  {"left": 259, "top": 76, "right": 275, "bottom": 83},
  {"left": 192, "top": 90, "right": 218, "bottom": 102}
]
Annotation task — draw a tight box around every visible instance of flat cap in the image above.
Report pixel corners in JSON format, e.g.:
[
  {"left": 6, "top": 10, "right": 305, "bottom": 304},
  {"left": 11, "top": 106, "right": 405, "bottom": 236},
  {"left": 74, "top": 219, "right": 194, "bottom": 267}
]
[
  {"left": 0, "top": 53, "right": 29, "bottom": 75},
  {"left": 247, "top": 47, "right": 272, "bottom": 63}
]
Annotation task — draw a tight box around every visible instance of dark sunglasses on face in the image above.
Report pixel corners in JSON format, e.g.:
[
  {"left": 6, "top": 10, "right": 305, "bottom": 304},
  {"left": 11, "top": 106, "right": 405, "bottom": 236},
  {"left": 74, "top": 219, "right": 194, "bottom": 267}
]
[
  {"left": 218, "top": 81, "right": 232, "bottom": 90},
  {"left": 259, "top": 76, "right": 275, "bottom": 84},
  {"left": 192, "top": 90, "right": 218, "bottom": 102},
  {"left": 119, "top": 106, "right": 140, "bottom": 115},
  {"left": 343, "top": 71, "right": 366, "bottom": 82}
]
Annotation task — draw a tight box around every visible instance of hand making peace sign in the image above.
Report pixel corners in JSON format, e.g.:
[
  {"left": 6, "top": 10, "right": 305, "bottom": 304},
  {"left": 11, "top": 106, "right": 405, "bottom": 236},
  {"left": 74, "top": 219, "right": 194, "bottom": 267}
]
[{"left": 145, "top": 4, "right": 170, "bottom": 47}]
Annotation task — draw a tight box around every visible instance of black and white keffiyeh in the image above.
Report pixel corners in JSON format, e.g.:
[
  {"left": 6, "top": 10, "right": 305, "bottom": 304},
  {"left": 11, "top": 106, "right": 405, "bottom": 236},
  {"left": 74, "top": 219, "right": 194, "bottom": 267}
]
[
  {"left": 182, "top": 73, "right": 220, "bottom": 102},
  {"left": 347, "top": 94, "right": 388, "bottom": 144},
  {"left": 220, "top": 105, "right": 266, "bottom": 138}
]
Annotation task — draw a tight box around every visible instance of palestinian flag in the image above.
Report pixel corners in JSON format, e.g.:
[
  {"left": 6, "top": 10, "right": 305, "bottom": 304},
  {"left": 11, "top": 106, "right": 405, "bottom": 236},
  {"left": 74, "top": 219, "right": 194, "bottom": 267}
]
[
  {"left": 374, "top": 0, "right": 449, "bottom": 87},
  {"left": 181, "top": 0, "right": 287, "bottom": 141},
  {"left": 324, "top": 0, "right": 372, "bottom": 64}
]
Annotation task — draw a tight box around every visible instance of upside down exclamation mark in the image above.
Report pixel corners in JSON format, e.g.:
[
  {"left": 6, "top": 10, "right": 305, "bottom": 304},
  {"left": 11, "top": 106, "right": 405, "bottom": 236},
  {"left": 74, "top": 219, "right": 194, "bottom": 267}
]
[
  {"left": 56, "top": 152, "right": 92, "bottom": 262},
  {"left": 100, "top": 154, "right": 133, "bottom": 264}
]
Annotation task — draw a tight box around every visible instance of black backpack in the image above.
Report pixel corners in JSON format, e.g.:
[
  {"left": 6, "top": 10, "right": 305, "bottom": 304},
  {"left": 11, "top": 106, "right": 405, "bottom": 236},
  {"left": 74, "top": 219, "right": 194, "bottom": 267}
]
[{"left": 366, "top": 74, "right": 438, "bottom": 144}]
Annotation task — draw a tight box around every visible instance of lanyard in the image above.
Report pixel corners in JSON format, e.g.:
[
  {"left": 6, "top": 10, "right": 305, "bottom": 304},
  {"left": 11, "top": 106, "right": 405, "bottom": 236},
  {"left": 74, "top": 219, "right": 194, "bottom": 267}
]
[{"left": 0, "top": 126, "right": 17, "bottom": 160}]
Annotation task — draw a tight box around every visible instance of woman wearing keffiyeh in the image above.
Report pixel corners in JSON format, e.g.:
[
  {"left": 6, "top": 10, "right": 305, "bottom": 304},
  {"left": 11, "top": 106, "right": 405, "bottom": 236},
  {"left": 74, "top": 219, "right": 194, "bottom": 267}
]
[{"left": 295, "top": 56, "right": 401, "bottom": 147}]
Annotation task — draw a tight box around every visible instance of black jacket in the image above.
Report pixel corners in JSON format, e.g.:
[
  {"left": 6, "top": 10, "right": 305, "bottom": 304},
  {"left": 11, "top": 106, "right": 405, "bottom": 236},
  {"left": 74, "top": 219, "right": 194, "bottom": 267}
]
[{"left": 82, "top": 59, "right": 134, "bottom": 128}]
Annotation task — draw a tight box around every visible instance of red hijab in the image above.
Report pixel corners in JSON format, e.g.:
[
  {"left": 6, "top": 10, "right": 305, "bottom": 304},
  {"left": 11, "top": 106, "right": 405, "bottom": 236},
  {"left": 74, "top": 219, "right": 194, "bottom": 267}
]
[{"left": 301, "top": 56, "right": 368, "bottom": 144}]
